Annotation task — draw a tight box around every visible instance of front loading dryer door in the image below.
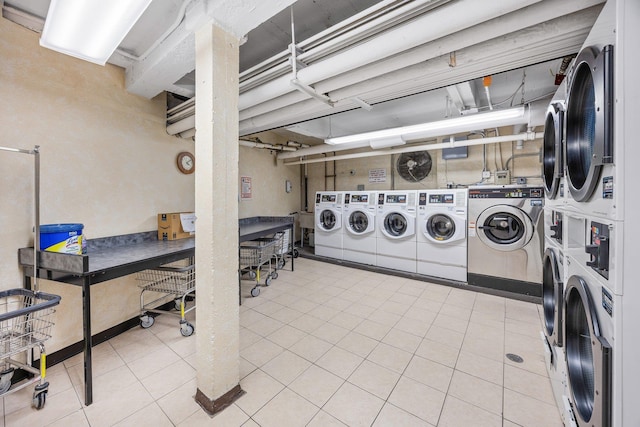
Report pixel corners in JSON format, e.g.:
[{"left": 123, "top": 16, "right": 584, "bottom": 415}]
[
  {"left": 543, "top": 101, "right": 565, "bottom": 199},
  {"left": 381, "top": 211, "right": 415, "bottom": 239},
  {"left": 564, "top": 275, "right": 612, "bottom": 427},
  {"left": 318, "top": 208, "right": 342, "bottom": 232},
  {"left": 565, "top": 44, "right": 614, "bottom": 202},
  {"left": 423, "top": 212, "right": 465, "bottom": 244},
  {"left": 542, "top": 248, "right": 563, "bottom": 347},
  {"left": 476, "top": 205, "right": 534, "bottom": 252},
  {"left": 347, "top": 210, "right": 374, "bottom": 235}
]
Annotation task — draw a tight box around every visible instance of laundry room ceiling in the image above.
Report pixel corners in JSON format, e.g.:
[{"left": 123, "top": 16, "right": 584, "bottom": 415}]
[{"left": 2, "top": 0, "right": 605, "bottom": 145}]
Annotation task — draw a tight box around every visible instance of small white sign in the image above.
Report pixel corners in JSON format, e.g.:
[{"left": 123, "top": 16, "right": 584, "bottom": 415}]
[
  {"left": 368, "top": 168, "right": 386, "bottom": 183},
  {"left": 468, "top": 221, "right": 476, "bottom": 237}
]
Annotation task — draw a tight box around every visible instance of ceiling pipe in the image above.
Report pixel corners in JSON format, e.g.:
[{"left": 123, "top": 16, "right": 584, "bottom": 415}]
[
  {"left": 239, "top": 0, "right": 444, "bottom": 92},
  {"left": 283, "top": 131, "right": 544, "bottom": 166},
  {"left": 239, "top": 0, "right": 542, "bottom": 111},
  {"left": 239, "top": 139, "right": 297, "bottom": 151},
  {"left": 239, "top": 8, "right": 600, "bottom": 134}
]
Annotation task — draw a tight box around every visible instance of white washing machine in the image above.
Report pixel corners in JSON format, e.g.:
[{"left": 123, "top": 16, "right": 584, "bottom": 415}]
[
  {"left": 376, "top": 190, "right": 417, "bottom": 273},
  {"left": 314, "top": 191, "right": 343, "bottom": 259},
  {"left": 416, "top": 189, "right": 467, "bottom": 282},
  {"left": 342, "top": 191, "right": 377, "bottom": 266}
]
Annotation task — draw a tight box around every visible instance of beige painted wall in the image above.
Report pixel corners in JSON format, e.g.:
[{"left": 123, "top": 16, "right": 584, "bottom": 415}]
[
  {"left": 0, "top": 19, "right": 196, "bottom": 353},
  {"left": 239, "top": 132, "right": 302, "bottom": 225},
  {"left": 0, "top": 19, "right": 302, "bottom": 354},
  {"left": 305, "top": 130, "right": 543, "bottom": 209}
]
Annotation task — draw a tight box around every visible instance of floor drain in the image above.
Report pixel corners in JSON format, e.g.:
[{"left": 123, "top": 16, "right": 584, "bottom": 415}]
[{"left": 506, "top": 353, "right": 524, "bottom": 363}]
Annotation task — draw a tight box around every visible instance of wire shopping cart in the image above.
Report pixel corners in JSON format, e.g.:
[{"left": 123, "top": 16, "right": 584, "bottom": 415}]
[
  {"left": 240, "top": 238, "right": 278, "bottom": 297},
  {"left": 136, "top": 263, "right": 196, "bottom": 337},
  {"left": 0, "top": 288, "right": 61, "bottom": 409}
]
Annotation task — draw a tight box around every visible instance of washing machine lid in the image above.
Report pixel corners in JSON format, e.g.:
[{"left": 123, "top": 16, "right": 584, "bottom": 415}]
[
  {"left": 317, "top": 208, "right": 342, "bottom": 231},
  {"left": 542, "top": 248, "right": 563, "bottom": 345},
  {"left": 476, "top": 205, "right": 533, "bottom": 251},
  {"left": 564, "top": 275, "right": 612, "bottom": 426},
  {"left": 346, "top": 210, "right": 374, "bottom": 235},
  {"left": 381, "top": 211, "right": 415, "bottom": 239},
  {"left": 565, "top": 44, "right": 614, "bottom": 202},
  {"left": 423, "top": 212, "right": 465, "bottom": 243},
  {"left": 543, "top": 101, "right": 565, "bottom": 199}
]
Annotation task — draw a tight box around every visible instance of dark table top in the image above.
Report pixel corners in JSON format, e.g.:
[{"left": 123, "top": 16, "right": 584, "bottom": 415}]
[{"left": 18, "top": 216, "right": 293, "bottom": 282}]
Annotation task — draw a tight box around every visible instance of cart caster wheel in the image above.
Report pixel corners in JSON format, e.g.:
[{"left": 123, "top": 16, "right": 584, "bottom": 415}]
[
  {"left": 33, "top": 383, "right": 48, "bottom": 410},
  {"left": 140, "top": 315, "right": 155, "bottom": 329},
  {"left": 247, "top": 271, "right": 257, "bottom": 280},
  {"left": 265, "top": 275, "right": 272, "bottom": 286},
  {"left": 251, "top": 287, "right": 260, "bottom": 297},
  {"left": 277, "top": 258, "right": 286, "bottom": 269},
  {"left": 33, "top": 392, "right": 46, "bottom": 409},
  {"left": 180, "top": 322, "right": 194, "bottom": 337},
  {"left": 271, "top": 271, "right": 279, "bottom": 280},
  {"left": 292, "top": 248, "right": 299, "bottom": 258},
  {"left": 174, "top": 299, "right": 182, "bottom": 311},
  {"left": 0, "top": 367, "right": 15, "bottom": 394}
]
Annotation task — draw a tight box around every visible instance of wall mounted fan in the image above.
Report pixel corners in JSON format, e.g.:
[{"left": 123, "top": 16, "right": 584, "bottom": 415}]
[{"left": 396, "top": 151, "right": 432, "bottom": 182}]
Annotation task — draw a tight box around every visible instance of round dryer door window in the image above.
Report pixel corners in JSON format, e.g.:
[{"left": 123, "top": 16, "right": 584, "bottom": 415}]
[
  {"left": 565, "top": 45, "right": 613, "bottom": 202},
  {"left": 427, "top": 214, "right": 455, "bottom": 241},
  {"left": 319, "top": 209, "right": 337, "bottom": 231},
  {"left": 543, "top": 102, "right": 564, "bottom": 199},
  {"left": 564, "top": 276, "right": 612, "bottom": 426},
  {"left": 384, "top": 213, "right": 407, "bottom": 237},
  {"left": 476, "top": 205, "right": 534, "bottom": 252},
  {"left": 349, "top": 211, "right": 370, "bottom": 234}
]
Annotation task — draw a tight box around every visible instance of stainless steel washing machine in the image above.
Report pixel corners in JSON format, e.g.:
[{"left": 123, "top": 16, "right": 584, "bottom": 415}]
[{"left": 467, "top": 185, "right": 544, "bottom": 296}]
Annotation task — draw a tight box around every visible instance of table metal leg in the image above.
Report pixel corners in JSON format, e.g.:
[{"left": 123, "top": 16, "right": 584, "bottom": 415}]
[{"left": 83, "top": 277, "right": 93, "bottom": 405}]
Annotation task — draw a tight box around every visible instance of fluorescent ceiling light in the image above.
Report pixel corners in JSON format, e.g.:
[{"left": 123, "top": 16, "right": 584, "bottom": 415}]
[
  {"left": 325, "top": 106, "right": 527, "bottom": 145},
  {"left": 40, "top": 0, "right": 152, "bottom": 66}
]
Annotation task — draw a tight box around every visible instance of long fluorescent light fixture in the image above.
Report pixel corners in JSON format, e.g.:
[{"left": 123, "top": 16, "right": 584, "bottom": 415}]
[
  {"left": 40, "top": 0, "right": 152, "bottom": 66},
  {"left": 325, "top": 106, "right": 527, "bottom": 145}
]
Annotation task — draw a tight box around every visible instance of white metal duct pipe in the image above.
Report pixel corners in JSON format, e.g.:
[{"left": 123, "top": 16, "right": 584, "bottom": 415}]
[
  {"left": 238, "top": 0, "right": 542, "bottom": 111},
  {"left": 239, "top": 0, "right": 438, "bottom": 92},
  {"left": 282, "top": 132, "right": 544, "bottom": 166},
  {"left": 239, "top": 3, "right": 601, "bottom": 124},
  {"left": 239, "top": 22, "right": 585, "bottom": 136},
  {"left": 239, "top": 140, "right": 297, "bottom": 151},
  {"left": 167, "top": 115, "right": 195, "bottom": 135},
  {"left": 241, "top": 31, "right": 590, "bottom": 134}
]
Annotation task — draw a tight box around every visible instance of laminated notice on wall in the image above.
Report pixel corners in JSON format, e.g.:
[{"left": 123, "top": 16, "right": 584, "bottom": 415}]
[
  {"left": 369, "top": 168, "right": 386, "bottom": 183},
  {"left": 241, "top": 176, "right": 252, "bottom": 200}
]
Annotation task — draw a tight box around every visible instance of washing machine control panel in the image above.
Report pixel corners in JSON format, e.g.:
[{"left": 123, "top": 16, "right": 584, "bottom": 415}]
[{"left": 469, "top": 187, "right": 544, "bottom": 199}]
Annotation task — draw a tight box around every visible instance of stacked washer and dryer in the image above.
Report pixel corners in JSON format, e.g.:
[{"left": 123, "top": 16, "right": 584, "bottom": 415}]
[{"left": 541, "top": 1, "right": 640, "bottom": 425}]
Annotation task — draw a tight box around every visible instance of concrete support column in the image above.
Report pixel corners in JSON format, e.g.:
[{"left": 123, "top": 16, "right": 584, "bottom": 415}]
[{"left": 193, "top": 21, "right": 243, "bottom": 414}]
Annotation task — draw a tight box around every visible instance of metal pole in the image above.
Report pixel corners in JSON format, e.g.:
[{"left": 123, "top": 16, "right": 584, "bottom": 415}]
[{"left": 34, "top": 146, "right": 40, "bottom": 292}]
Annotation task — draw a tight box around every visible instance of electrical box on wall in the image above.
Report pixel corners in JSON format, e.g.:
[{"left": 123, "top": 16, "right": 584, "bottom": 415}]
[{"left": 495, "top": 170, "right": 511, "bottom": 185}]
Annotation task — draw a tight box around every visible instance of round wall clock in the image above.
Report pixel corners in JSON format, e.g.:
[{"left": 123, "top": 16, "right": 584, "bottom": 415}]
[{"left": 177, "top": 151, "right": 195, "bottom": 174}]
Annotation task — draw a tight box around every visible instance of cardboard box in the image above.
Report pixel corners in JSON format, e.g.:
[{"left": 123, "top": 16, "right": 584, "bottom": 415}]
[{"left": 158, "top": 212, "right": 195, "bottom": 241}]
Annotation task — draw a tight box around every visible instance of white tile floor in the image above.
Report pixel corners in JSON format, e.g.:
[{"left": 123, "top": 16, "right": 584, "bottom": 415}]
[{"left": 0, "top": 258, "right": 563, "bottom": 426}]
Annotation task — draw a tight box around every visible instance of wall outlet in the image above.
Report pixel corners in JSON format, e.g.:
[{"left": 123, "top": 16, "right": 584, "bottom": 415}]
[
  {"left": 482, "top": 171, "right": 491, "bottom": 179},
  {"left": 495, "top": 170, "right": 511, "bottom": 185}
]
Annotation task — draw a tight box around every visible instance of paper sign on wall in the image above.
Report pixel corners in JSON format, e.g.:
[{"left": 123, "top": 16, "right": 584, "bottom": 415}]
[
  {"left": 241, "top": 176, "right": 252, "bottom": 200},
  {"left": 369, "top": 168, "right": 386, "bottom": 183}
]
